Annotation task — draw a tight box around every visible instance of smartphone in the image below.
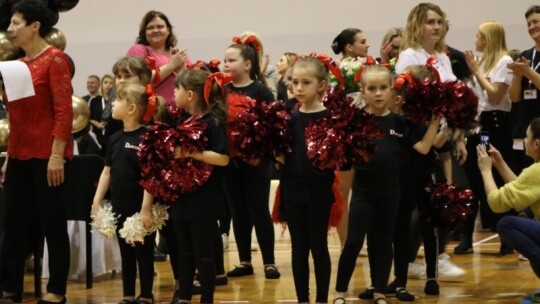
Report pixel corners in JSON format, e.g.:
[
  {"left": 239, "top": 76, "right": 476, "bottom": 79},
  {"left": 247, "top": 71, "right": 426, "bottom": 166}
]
[{"left": 480, "top": 131, "right": 490, "bottom": 151}]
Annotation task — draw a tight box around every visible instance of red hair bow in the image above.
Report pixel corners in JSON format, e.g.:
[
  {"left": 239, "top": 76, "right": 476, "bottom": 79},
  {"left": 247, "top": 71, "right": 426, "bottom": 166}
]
[
  {"left": 354, "top": 56, "right": 378, "bottom": 83},
  {"left": 143, "top": 84, "right": 157, "bottom": 123},
  {"left": 393, "top": 71, "right": 414, "bottom": 91},
  {"left": 204, "top": 72, "right": 232, "bottom": 106},
  {"left": 307, "top": 52, "right": 345, "bottom": 90},
  {"left": 232, "top": 35, "right": 261, "bottom": 53},
  {"left": 425, "top": 55, "right": 441, "bottom": 82},
  {"left": 144, "top": 56, "right": 161, "bottom": 86},
  {"left": 191, "top": 59, "right": 221, "bottom": 70}
]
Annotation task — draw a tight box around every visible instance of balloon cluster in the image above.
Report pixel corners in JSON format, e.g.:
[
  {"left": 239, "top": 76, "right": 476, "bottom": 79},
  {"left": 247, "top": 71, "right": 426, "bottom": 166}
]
[
  {"left": 138, "top": 116, "right": 213, "bottom": 202},
  {"left": 227, "top": 93, "right": 291, "bottom": 165},
  {"left": 1, "top": 0, "right": 77, "bottom": 62},
  {"left": 304, "top": 86, "right": 383, "bottom": 171},
  {"left": 423, "top": 181, "right": 476, "bottom": 230}
]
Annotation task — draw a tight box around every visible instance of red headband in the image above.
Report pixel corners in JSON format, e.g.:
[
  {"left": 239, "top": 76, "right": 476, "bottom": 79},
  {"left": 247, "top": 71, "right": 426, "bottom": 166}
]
[
  {"left": 204, "top": 72, "right": 232, "bottom": 106},
  {"left": 144, "top": 56, "right": 161, "bottom": 86},
  {"left": 393, "top": 71, "right": 414, "bottom": 91},
  {"left": 143, "top": 84, "right": 157, "bottom": 123},
  {"left": 425, "top": 55, "right": 441, "bottom": 82},
  {"left": 354, "top": 56, "right": 378, "bottom": 83},
  {"left": 304, "top": 52, "right": 345, "bottom": 90},
  {"left": 232, "top": 35, "right": 261, "bottom": 53}
]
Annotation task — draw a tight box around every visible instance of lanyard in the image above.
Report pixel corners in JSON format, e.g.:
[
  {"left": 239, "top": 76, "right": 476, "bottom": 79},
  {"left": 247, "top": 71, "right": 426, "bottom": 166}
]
[{"left": 529, "top": 49, "right": 540, "bottom": 88}]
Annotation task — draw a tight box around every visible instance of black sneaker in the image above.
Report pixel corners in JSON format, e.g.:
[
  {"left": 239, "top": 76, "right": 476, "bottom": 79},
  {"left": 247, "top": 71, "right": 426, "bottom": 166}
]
[
  {"left": 395, "top": 288, "right": 415, "bottom": 301},
  {"left": 170, "top": 289, "right": 180, "bottom": 304},
  {"left": 216, "top": 276, "right": 228, "bottom": 285},
  {"left": 386, "top": 281, "right": 397, "bottom": 295},
  {"left": 226, "top": 264, "right": 254, "bottom": 277},
  {"left": 500, "top": 242, "right": 514, "bottom": 255},
  {"left": 264, "top": 266, "right": 281, "bottom": 279},
  {"left": 358, "top": 287, "right": 374, "bottom": 299},
  {"left": 453, "top": 239, "right": 473, "bottom": 255},
  {"left": 424, "top": 279, "right": 440, "bottom": 295},
  {"left": 192, "top": 280, "right": 202, "bottom": 295}
]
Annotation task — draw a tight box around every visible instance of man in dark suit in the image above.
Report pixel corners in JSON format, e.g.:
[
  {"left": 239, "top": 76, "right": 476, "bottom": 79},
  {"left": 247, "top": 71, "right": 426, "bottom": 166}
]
[{"left": 81, "top": 75, "right": 101, "bottom": 103}]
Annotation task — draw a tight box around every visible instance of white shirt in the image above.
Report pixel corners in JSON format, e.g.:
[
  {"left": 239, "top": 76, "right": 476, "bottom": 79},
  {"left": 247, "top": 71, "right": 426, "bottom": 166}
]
[
  {"left": 473, "top": 55, "right": 513, "bottom": 113},
  {"left": 395, "top": 48, "right": 457, "bottom": 82}
]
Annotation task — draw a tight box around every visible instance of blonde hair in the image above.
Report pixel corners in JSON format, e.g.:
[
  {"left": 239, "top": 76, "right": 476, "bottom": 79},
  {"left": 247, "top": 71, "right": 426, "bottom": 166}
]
[
  {"left": 239, "top": 31, "right": 265, "bottom": 59},
  {"left": 360, "top": 65, "right": 393, "bottom": 87},
  {"left": 381, "top": 27, "right": 404, "bottom": 46},
  {"left": 283, "top": 52, "right": 298, "bottom": 67},
  {"left": 116, "top": 83, "right": 165, "bottom": 122},
  {"left": 100, "top": 74, "right": 114, "bottom": 97},
  {"left": 478, "top": 21, "right": 508, "bottom": 74},
  {"left": 402, "top": 3, "right": 447, "bottom": 53},
  {"left": 292, "top": 57, "right": 329, "bottom": 94}
]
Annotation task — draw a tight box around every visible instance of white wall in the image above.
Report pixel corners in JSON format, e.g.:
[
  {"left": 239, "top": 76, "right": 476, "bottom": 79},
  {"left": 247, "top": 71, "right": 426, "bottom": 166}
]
[{"left": 55, "top": 0, "right": 538, "bottom": 95}]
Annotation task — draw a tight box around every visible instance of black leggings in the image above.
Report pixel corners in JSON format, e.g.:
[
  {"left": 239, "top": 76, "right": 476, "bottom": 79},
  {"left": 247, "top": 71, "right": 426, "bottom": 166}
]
[
  {"left": 389, "top": 195, "right": 416, "bottom": 288},
  {"left": 159, "top": 215, "right": 178, "bottom": 279},
  {"left": 225, "top": 162, "right": 275, "bottom": 265},
  {"left": 115, "top": 212, "right": 155, "bottom": 299},
  {"left": 2, "top": 158, "right": 70, "bottom": 295},
  {"left": 174, "top": 219, "right": 216, "bottom": 303},
  {"left": 409, "top": 209, "right": 438, "bottom": 279},
  {"left": 336, "top": 188, "right": 399, "bottom": 294},
  {"left": 285, "top": 200, "right": 332, "bottom": 303}
]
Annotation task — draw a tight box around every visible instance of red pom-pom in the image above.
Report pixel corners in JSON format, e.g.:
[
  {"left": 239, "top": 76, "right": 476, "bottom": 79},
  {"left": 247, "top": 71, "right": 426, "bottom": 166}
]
[
  {"left": 227, "top": 93, "right": 291, "bottom": 164},
  {"left": 305, "top": 87, "right": 383, "bottom": 171},
  {"left": 138, "top": 116, "right": 213, "bottom": 202},
  {"left": 443, "top": 81, "right": 479, "bottom": 130},
  {"left": 423, "top": 181, "right": 476, "bottom": 230}
]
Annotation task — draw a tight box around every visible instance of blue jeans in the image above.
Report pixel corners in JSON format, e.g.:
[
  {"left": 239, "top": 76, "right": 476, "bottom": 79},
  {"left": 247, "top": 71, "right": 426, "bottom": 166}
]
[{"left": 498, "top": 216, "right": 540, "bottom": 278}]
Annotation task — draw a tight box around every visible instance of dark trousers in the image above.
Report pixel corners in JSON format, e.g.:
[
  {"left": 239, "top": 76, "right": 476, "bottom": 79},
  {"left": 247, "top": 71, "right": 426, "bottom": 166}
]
[
  {"left": 174, "top": 219, "right": 216, "bottom": 303},
  {"left": 336, "top": 188, "right": 399, "bottom": 294},
  {"left": 497, "top": 216, "right": 540, "bottom": 278},
  {"left": 462, "top": 111, "right": 515, "bottom": 238},
  {"left": 390, "top": 196, "right": 415, "bottom": 288},
  {"left": 115, "top": 212, "right": 155, "bottom": 298},
  {"left": 285, "top": 200, "right": 332, "bottom": 303},
  {"left": 225, "top": 162, "right": 275, "bottom": 265},
  {"left": 2, "top": 158, "right": 70, "bottom": 295}
]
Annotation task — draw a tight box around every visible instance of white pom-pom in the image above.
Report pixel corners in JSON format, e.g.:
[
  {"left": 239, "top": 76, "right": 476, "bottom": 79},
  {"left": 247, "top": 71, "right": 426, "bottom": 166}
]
[
  {"left": 90, "top": 202, "right": 118, "bottom": 239},
  {"left": 119, "top": 213, "right": 147, "bottom": 246},
  {"left": 149, "top": 203, "right": 169, "bottom": 233}
]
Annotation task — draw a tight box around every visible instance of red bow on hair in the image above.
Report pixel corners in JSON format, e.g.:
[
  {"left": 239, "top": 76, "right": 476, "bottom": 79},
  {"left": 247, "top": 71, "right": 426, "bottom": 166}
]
[
  {"left": 425, "top": 55, "right": 441, "bottom": 82},
  {"left": 393, "top": 71, "right": 414, "bottom": 91},
  {"left": 191, "top": 59, "right": 221, "bottom": 70},
  {"left": 354, "top": 56, "right": 378, "bottom": 83},
  {"left": 204, "top": 72, "right": 232, "bottom": 106},
  {"left": 306, "top": 52, "right": 345, "bottom": 90},
  {"left": 232, "top": 35, "right": 261, "bottom": 53},
  {"left": 144, "top": 56, "right": 161, "bottom": 87},
  {"left": 143, "top": 84, "right": 157, "bottom": 123}
]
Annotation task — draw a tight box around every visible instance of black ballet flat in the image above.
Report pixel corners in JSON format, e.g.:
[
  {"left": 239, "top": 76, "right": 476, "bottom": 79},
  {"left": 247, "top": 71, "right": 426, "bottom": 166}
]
[
  {"left": 37, "top": 297, "right": 66, "bottom": 304},
  {"left": 0, "top": 293, "right": 22, "bottom": 303}
]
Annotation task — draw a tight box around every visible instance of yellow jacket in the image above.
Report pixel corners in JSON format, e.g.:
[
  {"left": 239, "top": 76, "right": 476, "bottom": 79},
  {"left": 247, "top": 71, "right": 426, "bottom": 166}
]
[{"left": 488, "top": 162, "right": 540, "bottom": 219}]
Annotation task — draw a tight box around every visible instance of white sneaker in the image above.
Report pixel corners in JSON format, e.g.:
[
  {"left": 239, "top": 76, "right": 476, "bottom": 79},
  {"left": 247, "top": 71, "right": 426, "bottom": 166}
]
[
  {"left": 222, "top": 233, "right": 229, "bottom": 252},
  {"left": 438, "top": 253, "right": 465, "bottom": 277},
  {"left": 519, "top": 254, "right": 529, "bottom": 261},
  {"left": 407, "top": 262, "right": 426, "bottom": 279}
]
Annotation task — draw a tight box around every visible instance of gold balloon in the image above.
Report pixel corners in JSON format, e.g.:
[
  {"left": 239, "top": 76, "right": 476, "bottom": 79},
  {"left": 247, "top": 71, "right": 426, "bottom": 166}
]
[
  {"left": 0, "top": 118, "right": 9, "bottom": 149},
  {"left": 0, "top": 31, "right": 19, "bottom": 61},
  {"left": 45, "top": 28, "right": 67, "bottom": 51},
  {"left": 72, "top": 95, "right": 90, "bottom": 133}
]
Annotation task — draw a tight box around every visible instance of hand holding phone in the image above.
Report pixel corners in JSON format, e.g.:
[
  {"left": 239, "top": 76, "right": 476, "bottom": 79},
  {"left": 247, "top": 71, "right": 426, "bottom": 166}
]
[{"left": 480, "top": 131, "right": 490, "bottom": 152}]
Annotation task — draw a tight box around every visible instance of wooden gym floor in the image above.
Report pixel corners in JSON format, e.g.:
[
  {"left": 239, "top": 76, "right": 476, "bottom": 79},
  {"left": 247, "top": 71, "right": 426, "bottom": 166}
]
[{"left": 12, "top": 229, "right": 539, "bottom": 304}]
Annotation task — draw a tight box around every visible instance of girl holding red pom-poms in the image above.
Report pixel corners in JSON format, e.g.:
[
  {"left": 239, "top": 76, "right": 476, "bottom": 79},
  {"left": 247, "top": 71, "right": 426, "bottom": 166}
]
[
  {"left": 223, "top": 35, "right": 281, "bottom": 279},
  {"left": 276, "top": 56, "right": 337, "bottom": 304},
  {"left": 333, "top": 65, "right": 442, "bottom": 304},
  {"left": 171, "top": 69, "right": 230, "bottom": 304}
]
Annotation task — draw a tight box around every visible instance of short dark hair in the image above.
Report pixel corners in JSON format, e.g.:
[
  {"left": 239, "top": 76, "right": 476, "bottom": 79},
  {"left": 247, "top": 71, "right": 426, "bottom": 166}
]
[
  {"left": 531, "top": 117, "right": 540, "bottom": 139},
  {"left": 88, "top": 75, "right": 100, "bottom": 82},
  {"left": 136, "top": 10, "right": 177, "bottom": 50},
  {"left": 11, "top": 0, "right": 57, "bottom": 37},
  {"left": 525, "top": 5, "right": 540, "bottom": 18}
]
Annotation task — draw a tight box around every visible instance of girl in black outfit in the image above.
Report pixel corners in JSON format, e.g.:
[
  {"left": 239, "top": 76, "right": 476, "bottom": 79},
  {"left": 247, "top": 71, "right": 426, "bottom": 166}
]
[
  {"left": 277, "top": 56, "right": 335, "bottom": 304},
  {"left": 171, "top": 69, "right": 230, "bottom": 304},
  {"left": 91, "top": 83, "right": 165, "bottom": 304},
  {"left": 222, "top": 37, "right": 280, "bottom": 279},
  {"left": 333, "top": 65, "right": 442, "bottom": 304}
]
